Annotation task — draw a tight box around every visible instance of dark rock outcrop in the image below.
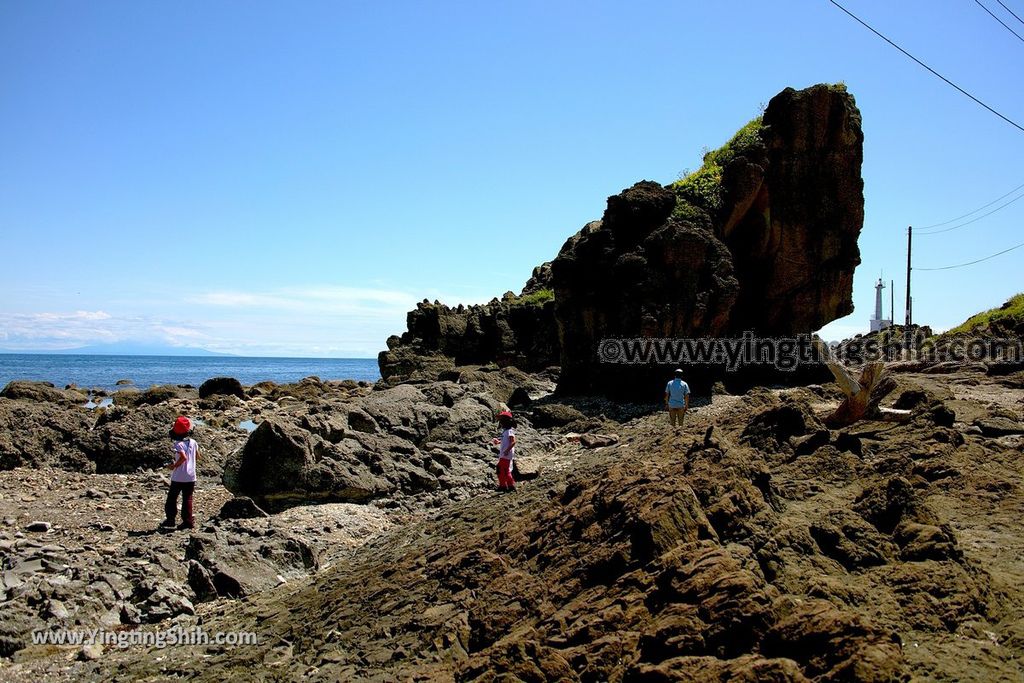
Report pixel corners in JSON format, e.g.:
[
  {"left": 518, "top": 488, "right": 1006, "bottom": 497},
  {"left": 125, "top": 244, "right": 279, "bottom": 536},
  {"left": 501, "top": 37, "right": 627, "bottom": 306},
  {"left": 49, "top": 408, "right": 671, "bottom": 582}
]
[
  {"left": 552, "top": 84, "right": 863, "bottom": 397},
  {"left": 198, "top": 377, "right": 245, "bottom": 400},
  {"left": 378, "top": 290, "right": 558, "bottom": 383}
]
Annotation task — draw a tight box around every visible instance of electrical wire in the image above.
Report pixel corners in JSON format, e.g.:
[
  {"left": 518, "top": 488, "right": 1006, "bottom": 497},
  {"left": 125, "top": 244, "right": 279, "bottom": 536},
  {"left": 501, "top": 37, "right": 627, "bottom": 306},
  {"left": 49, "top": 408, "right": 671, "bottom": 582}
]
[
  {"left": 995, "top": 0, "right": 1024, "bottom": 27},
  {"left": 917, "top": 180, "right": 1024, "bottom": 228},
  {"left": 828, "top": 0, "right": 1024, "bottom": 134},
  {"left": 975, "top": 0, "right": 1024, "bottom": 43},
  {"left": 916, "top": 239, "right": 1024, "bottom": 270},
  {"left": 916, "top": 187, "right": 1024, "bottom": 235}
]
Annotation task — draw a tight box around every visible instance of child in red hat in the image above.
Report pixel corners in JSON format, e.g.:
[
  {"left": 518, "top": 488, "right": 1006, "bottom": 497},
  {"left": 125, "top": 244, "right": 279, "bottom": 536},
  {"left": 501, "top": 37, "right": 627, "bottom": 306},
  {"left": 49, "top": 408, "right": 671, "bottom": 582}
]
[
  {"left": 162, "top": 416, "right": 199, "bottom": 530},
  {"left": 493, "top": 410, "right": 517, "bottom": 492}
]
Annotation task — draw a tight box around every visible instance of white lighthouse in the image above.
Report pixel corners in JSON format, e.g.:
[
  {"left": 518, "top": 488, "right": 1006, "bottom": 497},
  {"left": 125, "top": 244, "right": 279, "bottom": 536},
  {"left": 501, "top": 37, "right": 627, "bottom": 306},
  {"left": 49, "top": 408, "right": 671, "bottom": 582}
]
[{"left": 870, "top": 278, "right": 892, "bottom": 333}]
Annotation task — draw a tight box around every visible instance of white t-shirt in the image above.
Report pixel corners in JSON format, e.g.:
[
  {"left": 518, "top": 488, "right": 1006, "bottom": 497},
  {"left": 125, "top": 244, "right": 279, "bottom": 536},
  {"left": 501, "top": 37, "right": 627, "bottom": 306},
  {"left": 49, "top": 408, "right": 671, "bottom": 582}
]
[
  {"left": 171, "top": 438, "right": 197, "bottom": 483},
  {"left": 499, "top": 428, "right": 516, "bottom": 461}
]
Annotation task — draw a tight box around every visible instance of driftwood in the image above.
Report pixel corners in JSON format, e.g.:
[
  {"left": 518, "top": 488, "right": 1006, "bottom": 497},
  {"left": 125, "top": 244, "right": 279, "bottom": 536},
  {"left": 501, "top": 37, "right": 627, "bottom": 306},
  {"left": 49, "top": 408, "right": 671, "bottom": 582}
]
[
  {"left": 823, "top": 361, "right": 886, "bottom": 427},
  {"left": 816, "top": 340, "right": 908, "bottom": 427}
]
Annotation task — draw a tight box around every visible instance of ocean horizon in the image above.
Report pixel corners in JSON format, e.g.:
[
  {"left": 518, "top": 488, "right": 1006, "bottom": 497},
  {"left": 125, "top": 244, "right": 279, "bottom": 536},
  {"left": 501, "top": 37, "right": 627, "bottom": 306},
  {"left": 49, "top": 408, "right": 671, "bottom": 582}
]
[{"left": 0, "top": 353, "right": 382, "bottom": 393}]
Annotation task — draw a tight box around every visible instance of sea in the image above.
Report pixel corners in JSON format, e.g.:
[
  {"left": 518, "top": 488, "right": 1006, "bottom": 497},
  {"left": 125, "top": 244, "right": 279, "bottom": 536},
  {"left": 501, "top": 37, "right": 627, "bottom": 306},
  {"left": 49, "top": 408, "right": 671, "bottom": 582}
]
[{"left": 0, "top": 354, "right": 381, "bottom": 393}]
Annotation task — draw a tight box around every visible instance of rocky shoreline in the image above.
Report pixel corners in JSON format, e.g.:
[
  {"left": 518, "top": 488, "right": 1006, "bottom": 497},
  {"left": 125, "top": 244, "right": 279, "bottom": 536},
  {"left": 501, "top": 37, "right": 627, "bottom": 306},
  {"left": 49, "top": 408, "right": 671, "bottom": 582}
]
[
  {"left": 0, "top": 362, "right": 1021, "bottom": 680},
  {"left": 3, "top": 82, "right": 1024, "bottom": 681}
]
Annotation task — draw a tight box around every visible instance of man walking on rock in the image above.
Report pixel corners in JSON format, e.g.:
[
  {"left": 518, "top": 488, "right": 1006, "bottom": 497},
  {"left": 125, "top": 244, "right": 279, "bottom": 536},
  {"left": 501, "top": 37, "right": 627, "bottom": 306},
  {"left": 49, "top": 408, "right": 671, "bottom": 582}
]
[{"left": 665, "top": 368, "right": 690, "bottom": 427}]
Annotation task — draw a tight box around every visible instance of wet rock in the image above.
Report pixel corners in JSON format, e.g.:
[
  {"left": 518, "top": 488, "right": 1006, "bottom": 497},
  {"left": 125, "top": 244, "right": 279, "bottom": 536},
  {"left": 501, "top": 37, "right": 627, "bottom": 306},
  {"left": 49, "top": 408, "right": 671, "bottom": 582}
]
[
  {"left": 218, "top": 496, "right": 269, "bottom": 520},
  {"left": 974, "top": 416, "right": 1024, "bottom": 436},
  {"left": 185, "top": 530, "right": 318, "bottom": 599},
  {"left": 198, "top": 376, "right": 245, "bottom": 399}
]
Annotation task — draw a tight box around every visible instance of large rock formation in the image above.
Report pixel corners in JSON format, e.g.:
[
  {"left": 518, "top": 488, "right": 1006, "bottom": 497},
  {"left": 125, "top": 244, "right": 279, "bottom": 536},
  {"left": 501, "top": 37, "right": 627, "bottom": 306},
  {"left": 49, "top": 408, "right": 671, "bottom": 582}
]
[
  {"left": 378, "top": 271, "right": 558, "bottom": 383},
  {"left": 379, "top": 84, "right": 863, "bottom": 396},
  {"left": 553, "top": 84, "right": 863, "bottom": 397}
]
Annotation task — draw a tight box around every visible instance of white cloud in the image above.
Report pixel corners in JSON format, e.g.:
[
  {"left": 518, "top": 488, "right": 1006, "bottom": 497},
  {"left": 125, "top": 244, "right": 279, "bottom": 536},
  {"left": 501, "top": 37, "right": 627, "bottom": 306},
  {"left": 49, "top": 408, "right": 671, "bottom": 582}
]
[
  {"left": 188, "top": 286, "right": 417, "bottom": 318},
  {"left": 188, "top": 285, "right": 494, "bottom": 318},
  {"left": 0, "top": 310, "right": 207, "bottom": 351},
  {"left": 0, "top": 285, "right": 499, "bottom": 357}
]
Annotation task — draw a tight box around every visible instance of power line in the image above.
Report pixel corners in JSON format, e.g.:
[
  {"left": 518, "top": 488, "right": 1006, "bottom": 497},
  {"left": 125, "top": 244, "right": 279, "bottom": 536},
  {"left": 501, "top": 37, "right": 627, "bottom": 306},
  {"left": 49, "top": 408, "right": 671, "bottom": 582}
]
[
  {"left": 975, "top": 0, "right": 1024, "bottom": 43},
  {"left": 916, "top": 239, "right": 1024, "bottom": 270},
  {"left": 918, "top": 180, "right": 1024, "bottom": 228},
  {"left": 917, "top": 187, "right": 1024, "bottom": 235},
  {"left": 995, "top": 0, "right": 1024, "bottom": 27},
  {"left": 828, "top": 0, "right": 1024, "bottom": 134}
]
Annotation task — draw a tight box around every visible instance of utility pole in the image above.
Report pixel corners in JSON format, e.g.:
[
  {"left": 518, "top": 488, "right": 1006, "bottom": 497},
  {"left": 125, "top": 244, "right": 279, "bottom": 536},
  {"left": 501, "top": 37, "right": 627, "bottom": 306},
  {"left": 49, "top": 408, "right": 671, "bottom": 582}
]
[
  {"left": 890, "top": 278, "right": 896, "bottom": 360},
  {"left": 905, "top": 225, "right": 913, "bottom": 351}
]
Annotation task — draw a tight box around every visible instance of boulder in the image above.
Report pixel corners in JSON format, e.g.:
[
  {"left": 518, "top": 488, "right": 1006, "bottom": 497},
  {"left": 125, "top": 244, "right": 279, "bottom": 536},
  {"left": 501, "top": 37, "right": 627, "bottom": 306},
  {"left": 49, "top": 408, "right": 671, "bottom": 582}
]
[
  {"left": 230, "top": 420, "right": 388, "bottom": 508},
  {"left": 217, "top": 496, "right": 269, "bottom": 520},
  {"left": 184, "top": 530, "right": 318, "bottom": 599},
  {"left": 199, "top": 377, "right": 246, "bottom": 399}
]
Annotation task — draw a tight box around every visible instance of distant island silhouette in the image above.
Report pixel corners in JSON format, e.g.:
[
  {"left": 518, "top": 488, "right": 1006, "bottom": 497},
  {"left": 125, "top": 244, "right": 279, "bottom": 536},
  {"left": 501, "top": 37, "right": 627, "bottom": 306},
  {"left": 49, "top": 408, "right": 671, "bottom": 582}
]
[{"left": 14, "top": 343, "right": 235, "bottom": 357}]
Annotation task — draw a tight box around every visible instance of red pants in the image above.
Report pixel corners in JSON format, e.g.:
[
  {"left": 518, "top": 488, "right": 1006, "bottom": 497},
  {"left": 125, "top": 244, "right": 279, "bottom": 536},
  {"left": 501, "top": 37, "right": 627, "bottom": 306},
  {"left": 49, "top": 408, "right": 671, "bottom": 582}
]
[{"left": 497, "top": 458, "right": 515, "bottom": 490}]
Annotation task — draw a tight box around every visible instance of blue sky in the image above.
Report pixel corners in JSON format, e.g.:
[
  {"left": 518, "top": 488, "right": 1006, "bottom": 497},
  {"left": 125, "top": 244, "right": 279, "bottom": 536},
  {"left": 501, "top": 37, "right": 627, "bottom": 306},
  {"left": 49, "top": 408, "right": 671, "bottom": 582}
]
[{"left": 2, "top": 0, "right": 1023, "bottom": 357}]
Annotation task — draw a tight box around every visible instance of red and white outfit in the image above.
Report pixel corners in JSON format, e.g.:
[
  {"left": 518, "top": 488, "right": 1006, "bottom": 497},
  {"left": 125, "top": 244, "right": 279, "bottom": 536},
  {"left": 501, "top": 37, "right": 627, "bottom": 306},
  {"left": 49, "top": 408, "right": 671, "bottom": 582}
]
[
  {"left": 165, "top": 437, "right": 197, "bottom": 528},
  {"left": 497, "top": 427, "right": 516, "bottom": 490}
]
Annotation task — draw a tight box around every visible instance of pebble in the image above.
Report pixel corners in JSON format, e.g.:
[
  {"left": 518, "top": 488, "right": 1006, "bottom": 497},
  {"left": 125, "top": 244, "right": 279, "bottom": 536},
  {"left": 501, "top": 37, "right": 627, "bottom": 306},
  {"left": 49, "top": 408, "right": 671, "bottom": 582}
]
[
  {"left": 25, "top": 521, "right": 52, "bottom": 533},
  {"left": 79, "top": 642, "right": 104, "bottom": 661},
  {"left": 46, "top": 599, "right": 70, "bottom": 620}
]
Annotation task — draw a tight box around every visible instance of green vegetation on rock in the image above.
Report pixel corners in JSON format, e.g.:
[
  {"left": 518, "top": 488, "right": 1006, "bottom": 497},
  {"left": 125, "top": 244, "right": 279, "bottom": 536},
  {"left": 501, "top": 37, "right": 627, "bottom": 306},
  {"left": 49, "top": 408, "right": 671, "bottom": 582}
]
[
  {"left": 671, "top": 116, "right": 765, "bottom": 216},
  {"left": 946, "top": 293, "right": 1024, "bottom": 334},
  {"left": 512, "top": 288, "right": 554, "bottom": 307}
]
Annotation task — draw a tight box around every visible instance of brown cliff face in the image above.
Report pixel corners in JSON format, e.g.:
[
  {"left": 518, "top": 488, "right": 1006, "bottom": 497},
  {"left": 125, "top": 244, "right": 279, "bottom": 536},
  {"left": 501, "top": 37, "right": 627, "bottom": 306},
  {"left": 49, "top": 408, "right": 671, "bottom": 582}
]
[
  {"left": 721, "top": 84, "right": 864, "bottom": 335},
  {"left": 552, "top": 84, "right": 863, "bottom": 397}
]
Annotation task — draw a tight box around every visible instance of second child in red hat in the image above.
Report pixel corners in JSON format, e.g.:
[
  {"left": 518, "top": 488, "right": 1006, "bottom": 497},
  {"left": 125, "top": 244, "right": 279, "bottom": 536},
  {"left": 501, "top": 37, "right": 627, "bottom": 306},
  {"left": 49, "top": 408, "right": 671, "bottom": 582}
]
[{"left": 493, "top": 410, "right": 517, "bottom": 492}]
